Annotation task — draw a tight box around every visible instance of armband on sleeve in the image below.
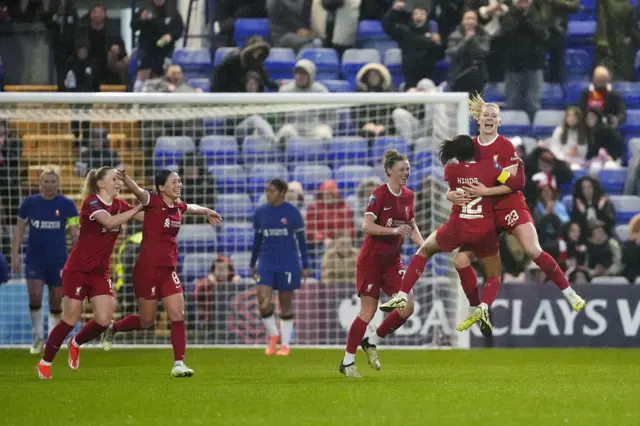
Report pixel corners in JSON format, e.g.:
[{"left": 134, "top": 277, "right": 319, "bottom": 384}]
[
  {"left": 67, "top": 216, "right": 80, "bottom": 227},
  {"left": 502, "top": 166, "right": 525, "bottom": 191},
  {"left": 497, "top": 170, "right": 510, "bottom": 184}
]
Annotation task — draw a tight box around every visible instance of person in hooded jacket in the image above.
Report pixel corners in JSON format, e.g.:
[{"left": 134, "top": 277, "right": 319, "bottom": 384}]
[
  {"left": 211, "top": 36, "right": 276, "bottom": 92},
  {"left": 354, "top": 63, "right": 395, "bottom": 138}
]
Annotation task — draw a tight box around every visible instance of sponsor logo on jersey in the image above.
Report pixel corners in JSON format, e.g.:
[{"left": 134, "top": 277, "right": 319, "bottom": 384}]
[
  {"left": 30, "top": 219, "right": 62, "bottom": 229},
  {"left": 101, "top": 226, "right": 121, "bottom": 234},
  {"left": 163, "top": 218, "right": 182, "bottom": 228},
  {"left": 368, "top": 194, "right": 376, "bottom": 206},
  {"left": 280, "top": 217, "right": 288, "bottom": 225},
  {"left": 263, "top": 228, "right": 289, "bottom": 237},
  {"left": 386, "top": 218, "right": 408, "bottom": 228}
]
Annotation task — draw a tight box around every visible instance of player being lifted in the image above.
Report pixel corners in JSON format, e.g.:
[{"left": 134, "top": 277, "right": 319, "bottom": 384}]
[
  {"left": 101, "top": 170, "right": 222, "bottom": 377},
  {"left": 340, "top": 150, "right": 423, "bottom": 378},
  {"left": 36, "top": 167, "right": 144, "bottom": 379},
  {"left": 380, "top": 136, "right": 516, "bottom": 330},
  {"left": 250, "top": 178, "right": 310, "bottom": 356},
  {"left": 13, "top": 169, "right": 80, "bottom": 355}
]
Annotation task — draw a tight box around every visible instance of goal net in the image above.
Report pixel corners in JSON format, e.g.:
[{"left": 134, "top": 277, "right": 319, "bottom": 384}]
[{"left": 0, "top": 92, "right": 470, "bottom": 349}]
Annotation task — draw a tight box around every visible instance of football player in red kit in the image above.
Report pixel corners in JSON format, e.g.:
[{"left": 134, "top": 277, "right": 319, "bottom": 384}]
[
  {"left": 449, "top": 95, "right": 585, "bottom": 314},
  {"left": 380, "top": 136, "right": 515, "bottom": 331},
  {"left": 339, "top": 149, "right": 424, "bottom": 378},
  {"left": 100, "top": 169, "right": 222, "bottom": 377},
  {"left": 36, "top": 167, "right": 144, "bottom": 379}
]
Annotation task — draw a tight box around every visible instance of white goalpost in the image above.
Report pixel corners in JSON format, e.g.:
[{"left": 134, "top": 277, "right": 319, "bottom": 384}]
[{"left": 0, "top": 92, "right": 470, "bottom": 350}]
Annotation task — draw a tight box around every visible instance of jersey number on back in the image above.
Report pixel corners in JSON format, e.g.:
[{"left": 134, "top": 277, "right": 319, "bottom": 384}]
[{"left": 462, "top": 197, "right": 483, "bottom": 215}]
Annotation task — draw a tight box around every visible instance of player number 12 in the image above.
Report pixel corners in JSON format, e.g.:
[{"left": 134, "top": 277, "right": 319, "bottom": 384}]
[{"left": 461, "top": 197, "right": 483, "bottom": 215}]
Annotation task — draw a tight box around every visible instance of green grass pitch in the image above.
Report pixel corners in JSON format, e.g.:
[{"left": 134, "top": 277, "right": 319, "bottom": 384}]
[{"left": 1, "top": 348, "right": 639, "bottom": 426}]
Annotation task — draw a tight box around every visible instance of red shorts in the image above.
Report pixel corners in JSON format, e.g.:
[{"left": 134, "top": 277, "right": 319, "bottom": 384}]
[
  {"left": 62, "top": 269, "right": 115, "bottom": 301},
  {"left": 356, "top": 256, "right": 405, "bottom": 299},
  {"left": 133, "top": 264, "right": 183, "bottom": 300},
  {"left": 494, "top": 208, "right": 534, "bottom": 234},
  {"left": 436, "top": 222, "right": 499, "bottom": 258}
]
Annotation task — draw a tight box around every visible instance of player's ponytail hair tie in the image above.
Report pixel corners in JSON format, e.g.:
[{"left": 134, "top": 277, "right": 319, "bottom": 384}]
[
  {"left": 468, "top": 93, "right": 500, "bottom": 122},
  {"left": 81, "top": 166, "right": 114, "bottom": 197}
]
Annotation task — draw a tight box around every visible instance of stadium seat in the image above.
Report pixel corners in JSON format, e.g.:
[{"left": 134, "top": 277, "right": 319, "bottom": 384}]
[
  {"left": 320, "top": 80, "right": 352, "bottom": 92},
  {"left": 217, "top": 222, "right": 254, "bottom": 251},
  {"left": 621, "top": 110, "right": 640, "bottom": 135},
  {"left": 187, "top": 78, "right": 211, "bottom": 92},
  {"left": 298, "top": 48, "right": 340, "bottom": 80},
  {"left": 613, "top": 82, "right": 640, "bottom": 108},
  {"left": 128, "top": 48, "right": 138, "bottom": 82},
  {"left": 615, "top": 224, "right": 630, "bottom": 242},
  {"left": 153, "top": 136, "right": 195, "bottom": 169},
  {"left": 209, "top": 164, "right": 246, "bottom": 194},
  {"left": 264, "top": 48, "right": 296, "bottom": 80},
  {"left": 628, "top": 137, "right": 640, "bottom": 161},
  {"left": 533, "top": 110, "right": 563, "bottom": 138},
  {"left": 483, "top": 82, "right": 505, "bottom": 103},
  {"left": 292, "top": 165, "right": 333, "bottom": 191},
  {"left": 201, "top": 117, "right": 226, "bottom": 136},
  {"left": 335, "top": 165, "right": 377, "bottom": 196},
  {"left": 371, "top": 137, "right": 410, "bottom": 161},
  {"left": 541, "top": 84, "right": 565, "bottom": 109},
  {"left": 384, "top": 48, "right": 403, "bottom": 87},
  {"left": 566, "top": 21, "right": 596, "bottom": 45},
  {"left": 499, "top": 111, "right": 531, "bottom": 136},
  {"left": 213, "top": 47, "right": 238, "bottom": 67},
  {"left": 342, "top": 49, "right": 381, "bottom": 84},
  {"left": 609, "top": 195, "right": 640, "bottom": 223},
  {"left": 199, "top": 136, "right": 239, "bottom": 165},
  {"left": 597, "top": 168, "right": 628, "bottom": 194},
  {"left": 564, "top": 49, "right": 591, "bottom": 76},
  {"left": 215, "top": 194, "right": 254, "bottom": 221},
  {"left": 178, "top": 224, "right": 217, "bottom": 253},
  {"left": 233, "top": 18, "right": 270, "bottom": 47},
  {"left": 558, "top": 168, "right": 588, "bottom": 196},
  {"left": 286, "top": 137, "right": 327, "bottom": 164},
  {"left": 247, "top": 164, "right": 289, "bottom": 195},
  {"left": 328, "top": 137, "right": 369, "bottom": 168},
  {"left": 335, "top": 107, "right": 357, "bottom": 136},
  {"left": 363, "top": 39, "right": 399, "bottom": 59},
  {"left": 172, "top": 49, "right": 212, "bottom": 73},
  {"left": 181, "top": 253, "right": 217, "bottom": 286},
  {"left": 230, "top": 252, "right": 252, "bottom": 278},
  {"left": 243, "top": 137, "right": 280, "bottom": 165},
  {"left": 357, "top": 20, "right": 386, "bottom": 42},
  {"left": 565, "top": 80, "right": 589, "bottom": 105}
]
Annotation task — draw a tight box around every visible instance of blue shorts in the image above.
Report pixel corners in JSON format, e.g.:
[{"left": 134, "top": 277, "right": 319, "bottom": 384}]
[
  {"left": 256, "top": 268, "right": 301, "bottom": 292},
  {"left": 25, "top": 255, "right": 64, "bottom": 287}
]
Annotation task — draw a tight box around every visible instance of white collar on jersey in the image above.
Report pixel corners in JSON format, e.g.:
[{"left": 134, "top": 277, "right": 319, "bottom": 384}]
[
  {"left": 477, "top": 133, "right": 500, "bottom": 146},
  {"left": 96, "top": 194, "right": 113, "bottom": 206},
  {"left": 386, "top": 183, "right": 401, "bottom": 197}
]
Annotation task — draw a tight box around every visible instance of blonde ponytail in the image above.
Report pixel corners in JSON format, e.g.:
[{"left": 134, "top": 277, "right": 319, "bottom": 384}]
[
  {"left": 81, "top": 166, "right": 113, "bottom": 198},
  {"left": 468, "top": 93, "right": 500, "bottom": 122}
]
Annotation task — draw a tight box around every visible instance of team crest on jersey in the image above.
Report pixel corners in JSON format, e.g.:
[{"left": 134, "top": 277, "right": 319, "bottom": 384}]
[
  {"left": 281, "top": 217, "right": 287, "bottom": 225},
  {"left": 55, "top": 210, "right": 60, "bottom": 217},
  {"left": 368, "top": 195, "right": 376, "bottom": 206}
]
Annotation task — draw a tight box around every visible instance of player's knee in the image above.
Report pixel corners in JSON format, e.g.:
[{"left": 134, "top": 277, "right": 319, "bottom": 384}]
[
  {"left": 92, "top": 313, "right": 112, "bottom": 327},
  {"left": 168, "top": 309, "right": 184, "bottom": 322},
  {"left": 29, "top": 304, "right": 42, "bottom": 311},
  {"left": 453, "top": 253, "right": 471, "bottom": 270},
  {"left": 140, "top": 316, "right": 155, "bottom": 329},
  {"left": 524, "top": 245, "right": 542, "bottom": 260},
  {"left": 358, "top": 306, "right": 376, "bottom": 323},
  {"left": 258, "top": 297, "right": 272, "bottom": 315}
]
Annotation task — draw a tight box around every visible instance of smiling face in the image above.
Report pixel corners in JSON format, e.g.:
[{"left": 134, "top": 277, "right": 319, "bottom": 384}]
[
  {"left": 478, "top": 105, "right": 500, "bottom": 138},
  {"left": 98, "top": 169, "right": 122, "bottom": 199},
  {"left": 158, "top": 172, "right": 183, "bottom": 201},
  {"left": 387, "top": 160, "right": 410, "bottom": 188}
]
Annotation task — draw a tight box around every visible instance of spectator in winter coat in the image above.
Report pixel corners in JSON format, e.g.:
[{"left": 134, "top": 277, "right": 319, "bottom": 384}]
[
  {"left": 535, "top": 0, "right": 579, "bottom": 84},
  {"left": 571, "top": 176, "right": 617, "bottom": 237},
  {"left": 321, "top": 234, "right": 358, "bottom": 284},
  {"left": 355, "top": 63, "right": 394, "bottom": 138},
  {"left": 131, "top": 0, "right": 184, "bottom": 91},
  {"left": 584, "top": 107, "right": 625, "bottom": 166},
  {"left": 382, "top": 0, "right": 444, "bottom": 89},
  {"left": 211, "top": 36, "right": 275, "bottom": 93},
  {"left": 306, "top": 180, "right": 355, "bottom": 248},
  {"left": 43, "top": 0, "right": 79, "bottom": 91},
  {"left": 64, "top": 39, "right": 98, "bottom": 92},
  {"left": 467, "top": 0, "right": 510, "bottom": 81},
  {"left": 144, "top": 64, "right": 200, "bottom": 93},
  {"left": 268, "top": 0, "right": 321, "bottom": 52},
  {"left": 585, "top": 220, "right": 623, "bottom": 277}
]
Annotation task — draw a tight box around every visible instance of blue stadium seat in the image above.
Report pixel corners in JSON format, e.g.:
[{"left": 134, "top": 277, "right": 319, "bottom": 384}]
[
  {"left": 357, "top": 20, "right": 386, "bottom": 42},
  {"left": 230, "top": 252, "right": 252, "bottom": 278},
  {"left": 233, "top": 18, "right": 270, "bottom": 47},
  {"left": 562, "top": 195, "right": 573, "bottom": 212},
  {"left": 201, "top": 117, "right": 227, "bottom": 135},
  {"left": 209, "top": 165, "right": 246, "bottom": 194},
  {"left": 384, "top": 48, "right": 403, "bottom": 87},
  {"left": 483, "top": 82, "right": 505, "bottom": 103},
  {"left": 286, "top": 137, "right": 327, "bottom": 164},
  {"left": 565, "top": 80, "right": 589, "bottom": 105},
  {"left": 181, "top": 253, "right": 216, "bottom": 286},
  {"left": 154, "top": 136, "right": 195, "bottom": 169},
  {"left": 541, "top": 84, "right": 565, "bottom": 109},
  {"left": 128, "top": 48, "right": 138, "bottom": 82},
  {"left": 371, "top": 137, "right": 410, "bottom": 161},
  {"left": 298, "top": 48, "right": 340, "bottom": 80},
  {"left": 566, "top": 21, "right": 596, "bottom": 45},
  {"left": 628, "top": 137, "right": 640, "bottom": 161},
  {"left": 215, "top": 194, "right": 254, "bottom": 221},
  {"left": 610, "top": 195, "right": 640, "bottom": 224},
  {"left": 635, "top": 51, "right": 640, "bottom": 78},
  {"left": 616, "top": 224, "right": 630, "bottom": 242},
  {"left": 172, "top": 49, "right": 212, "bottom": 73},
  {"left": 621, "top": 110, "right": 640, "bottom": 135},
  {"left": 362, "top": 39, "right": 399, "bottom": 59},
  {"left": 499, "top": 111, "right": 531, "bottom": 136},
  {"left": 247, "top": 164, "right": 289, "bottom": 195},
  {"left": 533, "top": 110, "right": 563, "bottom": 138},
  {"left": 342, "top": 49, "right": 381, "bottom": 84},
  {"left": 433, "top": 59, "right": 450, "bottom": 85},
  {"left": 335, "top": 165, "right": 377, "bottom": 196},
  {"left": 321, "top": 80, "right": 352, "bottom": 92},
  {"left": 597, "top": 168, "right": 627, "bottom": 194},
  {"left": 335, "top": 108, "right": 357, "bottom": 137},
  {"left": 292, "top": 165, "right": 333, "bottom": 191},
  {"left": 199, "top": 136, "right": 239, "bottom": 165},
  {"left": 565, "top": 49, "right": 591, "bottom": 75},
  {"left": 264, "top": 48, "right": 296, "bottom": 80},
  {"left": 178, "top": 224, "right": 217, "bottom": 253},
  {"left": 217, "top": 222, "right": 254, "bottom": 251},
  {"left": 187, "top": 78, "right": 211, "bottom": 92},
  {"left": 569, "top": 8, "right": 595, "bottom": 21},
  {"left": 243, "top": 137, "right": 280, "bottom": 165},
  {"left": 213, "top": 47, "right": 238, "bottom": 67},
  {"left": 328, "top": 137, "right": 369, "bottom": 168},
  {"left": 613, "top": 82, "right": 640, "bottom": 108}
]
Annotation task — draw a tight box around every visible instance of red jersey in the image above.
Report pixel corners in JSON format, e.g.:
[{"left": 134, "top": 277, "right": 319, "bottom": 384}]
[
  {"left": 472, "top": 134, "right": 527, "bottom": 211},
  {"left": 358, "top": 183, "right": 415, "bottom": 263},
  {"left": 137, "top": 192, "right": 188, "bottom": 267},
  {"left": 444, "top": 160, "right": 505, "bottom": 233},
  {"left": 64, "top": 195, "right": 133, "bottom": 274}
]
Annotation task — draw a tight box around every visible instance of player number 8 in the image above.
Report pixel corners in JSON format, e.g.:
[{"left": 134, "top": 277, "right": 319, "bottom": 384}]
[
  {"left": 461, "top": 196, "right": 483, "bottom": 215},
  {"left": 171, "top": 271, "right": 180, "bottom": 285}
]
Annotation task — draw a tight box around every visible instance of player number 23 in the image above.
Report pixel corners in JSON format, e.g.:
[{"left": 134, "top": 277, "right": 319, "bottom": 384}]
[{"left": 461, "top": 197, "right": 482, "bottom": 215}]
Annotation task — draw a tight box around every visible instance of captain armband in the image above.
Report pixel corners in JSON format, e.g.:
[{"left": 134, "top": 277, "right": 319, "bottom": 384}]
[
  {"left": 67, "top": 216, "right": 80, "bottom": 227},
  {"left": 496, "top": 170, "right": 511, "bottom": 184}
]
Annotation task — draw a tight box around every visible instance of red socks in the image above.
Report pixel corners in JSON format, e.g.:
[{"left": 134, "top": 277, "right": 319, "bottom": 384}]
[
  {"left": 171, "top": 321, "right": 186, "bottom": 361},
  {"left": 481, "top": 276, "right": 502, "bottom": 307},
  {"left": 113, "top": 314, "right": 143, "bottom": 332},
  {"left": 534, "top": 251, "right": 569, "bottom": 290},
  {"left": 345, "top": 316, "right": 368, "bottom": 354},
  {"left": 457, "top": 265, "right": 481, "bottom": 306},
  {"left": 42, "top": 320, "right": 75, "bottom": 363},
  {"left": 400, "top": 255, "right": 428, "bottom": 293},
  {"left": 74, "top": 320, "right": 108, "bottom": 346},
  {"left": 376, "top": 310, "right": 407, "bottom": 338}
]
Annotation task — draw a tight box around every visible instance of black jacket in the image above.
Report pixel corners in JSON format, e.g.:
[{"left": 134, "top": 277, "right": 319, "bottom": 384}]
[
  {"left": 42, "top": 0, "right": 79, "bottom": 54},
  {"left": 578, "top": 85, "right": 627, "bottom": 126},
  {"left": 211, "top": 41, "right": 276, "bottom": 92},
  {"left": 131, "top": 4, "right": 184, "bottom": 52},
  {"left": 499, "top": 7, "right": 547, "bottom": 72}
]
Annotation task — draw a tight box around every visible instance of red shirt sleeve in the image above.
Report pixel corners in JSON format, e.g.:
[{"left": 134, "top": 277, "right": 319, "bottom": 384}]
[
  {"left": 496, "top": 138, "right": 521, "bottom": 169},
  {"left": 365, "top": 187, "right": 383, "bottom": 219},
  {"left": 408, "top": 191, "right": 416, "bottom": 221},
  {"left": 118, "top": 198, "right": 134, "bottom": 212},
  {"left": 179, "top": 200, "right": 188, "bottom": 214},
  {"left": 145, "top": 192, "right": 163, "bottom": 209}
]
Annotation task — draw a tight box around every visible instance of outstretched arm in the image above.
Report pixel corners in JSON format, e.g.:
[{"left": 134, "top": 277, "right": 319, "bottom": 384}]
[{"left": 185, "top": 204, "right": 223, "bottom": 225}]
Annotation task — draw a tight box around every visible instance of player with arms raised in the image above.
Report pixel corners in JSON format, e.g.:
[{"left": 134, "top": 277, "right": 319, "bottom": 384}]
[
  {"left": 381, "top": 136, "right": 516, "bottom": 330},
  {"left": 101, "top": 170, "right": 222, "bottom": 377},
  {"left": 12, "top": 169, "right": 80, "bottom": 355},
  {"left": 36, "top": 167, "right": 143, "bottom": 379},
  {"left": 340, "top": 150, "right": 423, "bottom": 378},
  {"left": 451, "top": 95, "right": 584, "bottom": 312}
]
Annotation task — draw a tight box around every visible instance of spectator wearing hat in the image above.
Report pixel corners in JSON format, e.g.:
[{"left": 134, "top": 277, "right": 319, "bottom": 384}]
[
  {"left": 585, "top": 220, "right": 623, "bottom": 278},
  {"left": 211, "top": 36, "right": 276, "bottom": 93},
  {"left": 354, "top": 63, "right": 395, "bottom": 138}
]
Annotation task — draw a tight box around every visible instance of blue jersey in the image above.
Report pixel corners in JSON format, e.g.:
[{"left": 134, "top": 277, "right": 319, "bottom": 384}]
[
  {"left": 18, "top": 194, "right": 79, "bottom": 262},
  {"left": 250, "top": 201, "right": 310, "bottom": 272}
]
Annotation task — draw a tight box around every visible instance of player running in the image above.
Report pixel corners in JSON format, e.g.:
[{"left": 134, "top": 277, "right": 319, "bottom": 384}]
[
  {"left": 250, "top": 178, "right": 310, "bottom": 356},
  {"left": 339, "top": 149, "right": 423, "bottom": 378},
  {"left": 452, "top": 95, "right": 584, "bottom": 312},
  {"left": 36, "top": 167, "right": 144, "bottom": 379},
  {"left": 12, "top": 169, "right": 80, "bottom": 355},
  {"left": 380, "top": 136, "right": 518, "bottom": 331},
  {"left": 101, "top": 169, "right": 222, "bottom": 377}
]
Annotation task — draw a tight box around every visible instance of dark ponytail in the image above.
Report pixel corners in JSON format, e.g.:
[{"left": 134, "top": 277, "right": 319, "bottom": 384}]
[{"left": 438, "top": 135, "right": 475, "bottom": 164}]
